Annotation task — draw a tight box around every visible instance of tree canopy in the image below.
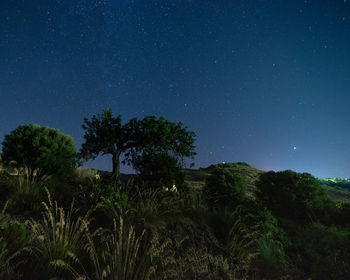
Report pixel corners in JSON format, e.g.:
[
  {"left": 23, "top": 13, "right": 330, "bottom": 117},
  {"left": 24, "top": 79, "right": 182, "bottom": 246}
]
[
  {"left": 203, "top": 167, "right": 247, "bottom": 211},
  {"left": 78, "top": 108, "right": 196, "bottom": 188},
  {"left": 1, "top": 124, "right": 79, "bottom": 183},
  {"left": 255, "top": 170, "right": 333, "bottom": 223}
]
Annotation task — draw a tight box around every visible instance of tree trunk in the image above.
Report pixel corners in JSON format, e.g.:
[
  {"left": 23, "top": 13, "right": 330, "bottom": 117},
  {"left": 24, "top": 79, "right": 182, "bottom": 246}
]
[{"left": 112, "top": 151, "right": 122, "bottom": 194}]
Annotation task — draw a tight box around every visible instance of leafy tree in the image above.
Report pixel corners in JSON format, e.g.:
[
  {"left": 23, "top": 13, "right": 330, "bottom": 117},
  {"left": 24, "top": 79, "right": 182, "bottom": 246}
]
[
  {"left": 1, "top": 124, "right": 79, "bottom": 183},
  {"left": 132, "top": 152, "right": 183, "bottom": 189},
  {"left": 78, "top": 108, "right": 196, "bottom": 189},
  {"left": 255, "top": 170, "right": 334, "bottom": 223},
  {"left": 203, "top": 167, "right": 247, "bottom": 211}
]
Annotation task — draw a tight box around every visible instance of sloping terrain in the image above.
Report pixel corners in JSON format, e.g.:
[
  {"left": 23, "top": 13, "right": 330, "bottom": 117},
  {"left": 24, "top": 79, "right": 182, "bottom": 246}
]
[
  {"left": 182, "top": 162, "right": 350, "bottom": 202},
  {"left": 181, "top": 162, "right": 266, "bottom": 194},
  {"left": 324, "top": 187, "right": 350, "bottom": 202}
]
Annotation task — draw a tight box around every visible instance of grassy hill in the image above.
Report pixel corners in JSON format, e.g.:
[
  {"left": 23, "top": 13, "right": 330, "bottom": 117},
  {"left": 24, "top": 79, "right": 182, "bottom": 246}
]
[
  {"left": 319, "top": 178, "right": 350, "bottom": 202},
  {"left": 181, "top": 162, "right": 265, "bottom": 194},
  {"left": 182, "top": 162, "right": 350, "bottom": 202},
  {"left": 1, "top": 161, "right": 350, "bottom": 278},
  {"left": 3, "top": 159, "right": 350, "bottom": 202}
]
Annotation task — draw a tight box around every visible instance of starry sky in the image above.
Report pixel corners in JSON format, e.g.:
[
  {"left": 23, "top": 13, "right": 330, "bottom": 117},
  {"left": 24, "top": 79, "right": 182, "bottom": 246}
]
[{"left": 1, "top": 0, "right": 350, "bottom": 179}]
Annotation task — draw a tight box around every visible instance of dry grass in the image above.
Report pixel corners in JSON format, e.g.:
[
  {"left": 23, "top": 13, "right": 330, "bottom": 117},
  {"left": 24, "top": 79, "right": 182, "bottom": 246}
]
[
  {"left": 69, "top": 167, "right": 100, "bottom": 185},
  {"left": 26, "top": 188, "right": 94, "bottom": 278},
  {"left": 23, "top": 185, "right": 171, "bottom": 280},
  {"left": 98, "top": 179, "right": 183, "bottom": 230},
  {"left": 0, "top": 201, "right": 26, "bottom": 279},
  {"left": 0, "top": 167, "right": 270, "bottom": 279},
  {"left": 226, "top": 209, "right": 260, "bottom": 279},
  {"left": 83, "top": 216, "right": 156, "bottom": 280}
]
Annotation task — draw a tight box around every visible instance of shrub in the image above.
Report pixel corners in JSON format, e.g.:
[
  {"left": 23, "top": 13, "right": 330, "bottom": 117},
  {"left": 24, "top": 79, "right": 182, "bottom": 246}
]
[
  {"left": 225, "top": 210, "right": 259, "bottom": 278},
  {"left": 1, "top": 124, "right": 80, "bottom": 183},
  {"left": 202, "top": 167, "right": 247, "bottom": 211},
  {"left": 333, "top": 201, "right": 350, "bottom": 228},
  {"left": 293, "top": 222, "right": 350, "bottom": 279},
  {"left": 255, "top": 170, "right": 334, "bottom": 223},
  {"left": 0, "top": 202, "right": 28, "bottom": 279},
  {"left": 26, "top": 188, "right": 93, "bottom": 279},
  {"left": 233, "top": 199, "right": 290, "bottom": 277},
  {"left": 83, "top": 216, "right": 157, "bottom": 280}
]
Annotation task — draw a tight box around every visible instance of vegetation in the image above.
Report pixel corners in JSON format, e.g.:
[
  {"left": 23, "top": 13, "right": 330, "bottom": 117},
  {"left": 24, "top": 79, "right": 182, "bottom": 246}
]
[
  {"left": 1, "top": 124, "right": 79, "bottom": 183},
  {"left": 202, "top": 167, "right": 247, "bottom": 211},
  {"left": 1, "top": 111, "right": 350, "bottom": 279},
  {"left": 320, "top": 177, "right": 350, "bottom": 194},
  {"left": 255, "top": 170, "right": 334, "bottom": 224},
  {"left": 78, "top": 109, "right": 196, "bottom": 190}
]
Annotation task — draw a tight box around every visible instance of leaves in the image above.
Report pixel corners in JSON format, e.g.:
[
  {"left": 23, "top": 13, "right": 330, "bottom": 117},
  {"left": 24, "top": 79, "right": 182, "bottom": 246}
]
[
  {"left": 79, "top": 108, "right": 196, "bottom": 183},
  {"left": 1, "top": 124, "right": 79, "bottom": 182}
]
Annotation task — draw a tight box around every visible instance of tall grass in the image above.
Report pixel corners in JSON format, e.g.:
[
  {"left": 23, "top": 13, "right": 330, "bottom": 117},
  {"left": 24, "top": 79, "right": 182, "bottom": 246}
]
[
  {"left": 0, "top": 200, "right": 26, "bottom": 279},
  {"left": 68, "top": 167, "right": 99, "bottom": 186},
  {"left": 226, "top": 209, "right": 260, "bottom": 279},
  {"left": 24, "top": 184, "right": 171, "bottom": 280},
  {"left": 26, "top": 188, "right": 93, "bottom": 278},
  {"left": 98, "top": 179, "right": 183, "bottom": 230},
  {"left": 0, "top": 169, "right": 275, "bottom": 279},
  {"left": 83, "top": 216, "right": 156, "bottom": 280}
]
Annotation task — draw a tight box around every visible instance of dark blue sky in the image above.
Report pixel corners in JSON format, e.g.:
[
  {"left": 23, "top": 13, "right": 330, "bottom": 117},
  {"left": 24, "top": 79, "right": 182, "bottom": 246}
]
[{"left": 1, "top": 0, "right": 350, "bottom": 178}]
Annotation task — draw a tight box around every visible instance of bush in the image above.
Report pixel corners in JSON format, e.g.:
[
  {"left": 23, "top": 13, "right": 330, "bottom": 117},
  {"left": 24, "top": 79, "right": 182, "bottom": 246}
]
[
  {"left": 293, "top": 222, "right": 350, "bottom": 279},
  {"left": 234, "top": 199, "right": 290, "bottom": 277},
  {"left": 202, "top": 167, "right": 247, "bottom": 211},
  {"left": 333, "top": 201, "right": 350, "bottom": 228},
  {"left": 1, "top": 124, "right": 80, "bottom": 183},
  {"left": 255, "top": 170, "right": 334, "bottom": 223},
  {"left": 0, "top": 203, "right": 29, "bottom": 280},
  {"left": 26, "top": 189, "right": 92, "bottom": 279}
]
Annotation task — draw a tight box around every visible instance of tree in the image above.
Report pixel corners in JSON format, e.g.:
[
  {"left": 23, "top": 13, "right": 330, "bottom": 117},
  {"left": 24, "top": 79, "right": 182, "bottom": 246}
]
[
  {"left": 202, "top": 167, "right": 247, "bottom": 211},
  {"left": 78, "top": 108, "right": 196, "bottom": 189},
  {"left": 1, "top": 124, "right": 79, "bottom": 183},
  {"left": 131, "top": 152, "right": 184, "bottom": 189},
  {"left": 255, "top": 170, "right": 333, "bottom": 223}
]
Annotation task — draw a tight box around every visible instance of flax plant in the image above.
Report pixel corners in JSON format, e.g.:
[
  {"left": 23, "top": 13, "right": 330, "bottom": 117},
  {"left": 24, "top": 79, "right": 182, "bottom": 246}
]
[
  {"left": 0, "top": 200, "right": 26, "bottom": 279},
  {"left": 83, "top": 215, "right": 156, "bottom": 280},
  {"left": 99, "top": 179, "right": 182, "bottom": 230},
  {"left": 131, "top": 182, "right": 184, "bottom": 229},
  {"left": 26, "top": 188, "right": 94, "bottom": 278},
  {"left": 7, "top": 165, "right": 52, "bottom": 194},
  {"left": 226, "top": 210, "right": 260, "bottom": 279}
]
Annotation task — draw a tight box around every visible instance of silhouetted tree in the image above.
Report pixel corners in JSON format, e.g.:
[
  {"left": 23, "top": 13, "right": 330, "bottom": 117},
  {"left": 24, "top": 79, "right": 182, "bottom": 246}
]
[
  {"left": 78, "top": 108, "right": 196, "bottom": 190},
  {"left": 132, "top": 152, "right": 183, "bottom": 189}
]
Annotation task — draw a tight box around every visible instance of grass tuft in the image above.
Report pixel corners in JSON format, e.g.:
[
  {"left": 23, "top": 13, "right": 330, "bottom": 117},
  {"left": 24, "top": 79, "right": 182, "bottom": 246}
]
[{"left": 26, "top": 187, "right": 93, "bottom": 278}]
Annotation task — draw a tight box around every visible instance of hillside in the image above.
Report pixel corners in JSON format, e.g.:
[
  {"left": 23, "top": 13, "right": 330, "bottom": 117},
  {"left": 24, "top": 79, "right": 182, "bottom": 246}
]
[
  {"left": 319, "top": 178, "right": 350, "bottom": 202},
  {"left": 3, "top": 160, "right": 350, "bottom": 202},
  {"left": 181, "top": 162, "right": 266, "bottom": 194},
  {"left": 1, "top": 161, "right": 350, "bottom": 278},
  {"left": 182, "top": 162, "right": 350, "bottom": 202}
]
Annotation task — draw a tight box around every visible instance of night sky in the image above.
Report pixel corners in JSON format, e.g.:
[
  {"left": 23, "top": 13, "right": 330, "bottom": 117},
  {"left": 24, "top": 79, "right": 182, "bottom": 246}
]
[{"left": 1, "top": 0, "right": 350, "bottom": 178}]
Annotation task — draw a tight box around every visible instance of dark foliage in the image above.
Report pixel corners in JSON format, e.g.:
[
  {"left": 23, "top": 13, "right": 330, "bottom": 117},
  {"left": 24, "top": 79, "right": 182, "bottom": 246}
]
[
  {"left": 1, "top": 124, "right": 79, "bottom": 182},
  {"left": 78, "top": 109, "right": 196, "bottom": 189},
  {"left": 132, "top": 152, "right": 185, "bottom": 190},
  {"left": 203, "top": 167, "right": 247, "bottom": 211},
  {"left": 255, "top": 170, "right": 334, "bottom": 223},
  {"left": 292, "top": 222, "right": 350, "bottom": 279}
]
